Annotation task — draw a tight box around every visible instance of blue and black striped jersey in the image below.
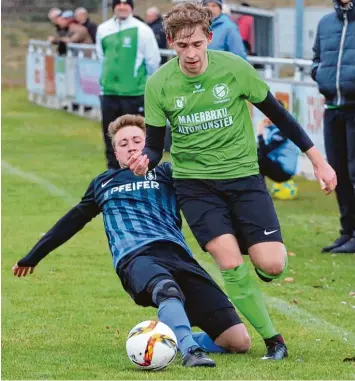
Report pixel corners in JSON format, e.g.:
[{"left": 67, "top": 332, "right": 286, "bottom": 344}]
[{"left": 18, "top": 163, "right": 192, "bottom": 270}]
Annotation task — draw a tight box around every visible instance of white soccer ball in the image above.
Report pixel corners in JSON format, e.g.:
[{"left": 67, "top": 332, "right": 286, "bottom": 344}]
[{"left": 126, "top": 320, "right": 178, "bottom": 370}]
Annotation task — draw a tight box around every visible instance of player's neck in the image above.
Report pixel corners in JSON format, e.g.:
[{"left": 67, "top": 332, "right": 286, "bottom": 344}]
[{"left": 179, "top": 53, "right": 209, "bottom": 77}]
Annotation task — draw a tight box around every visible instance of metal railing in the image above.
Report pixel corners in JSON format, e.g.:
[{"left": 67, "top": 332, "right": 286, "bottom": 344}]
[{"left": 28, "top": 39, "right": 313, "bottom": 81}]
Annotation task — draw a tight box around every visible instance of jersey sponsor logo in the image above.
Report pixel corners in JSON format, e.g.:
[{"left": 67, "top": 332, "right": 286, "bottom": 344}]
[
  {"left": 178, "top": 108, "right": 228, "bottom": 124},
  {"left": 122, "top": 36, "right": 132, "bottom": 48},
  {"left": 177, "top": 107, "right": 233, "bottom": 135},
  {"left": 104, "top": 180, "right": 160, "bottom": 199},
  {"left": 174, "top": 96, "right": 186, "bottom": 109},
  {"left": 213, "top": 84, "right": 230, "bottom": 104},
  {"left": 101, "top": 178, "right": 114, "bottom": 188},
  {"left": 145, "top": 169, "right": 157, "bottom": 181},
  {"left": 193, "top": 83, "right": 205, "bottom": 94}
]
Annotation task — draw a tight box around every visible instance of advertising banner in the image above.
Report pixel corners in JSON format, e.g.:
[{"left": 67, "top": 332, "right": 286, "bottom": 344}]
[
  {"left": 45, "top": 55, "right": 56, "bottom": 95},
  {"left": 66, "top": 56, "right": 77, "bottom": 98},
  {"left": 75, "top": 59, "right": 101, "bottom": 106},
  {"left": 55, "top": 57, "right": 66, "bottom": 99},
  {"left": 26, "top": 52, "right": 45, "bottom": 95}
]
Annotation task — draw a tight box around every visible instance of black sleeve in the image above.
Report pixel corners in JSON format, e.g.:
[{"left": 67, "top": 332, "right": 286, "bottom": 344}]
[
  {"left": 253, "top": 91, "right": 314, "bottom": 153},
  {"left": 17, "top": 180, "right": 101, "bottom": 267},
  {"left": 142, "top": 125, "right": 166, "bottom": 169}
]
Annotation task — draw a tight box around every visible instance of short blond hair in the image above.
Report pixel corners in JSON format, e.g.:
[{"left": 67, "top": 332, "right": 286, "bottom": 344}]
[
  {"left": 163, "top": 2, "right": 212, "bottom": 40},
  {"left": 108, "top": 114, "right": 146, "bottom": 148}
]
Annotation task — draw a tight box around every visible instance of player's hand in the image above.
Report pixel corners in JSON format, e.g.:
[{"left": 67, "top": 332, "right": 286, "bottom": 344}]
[
  {"left": 314, "top": 161, "right": 337, "bottom": 195},
  {"left": 12, "top": 263, "right": 35, "bottom": 277},
  {"left": 47, "top": 36, "right": 55, "bottom": 43},
  {"left": 127, "top": 152, "right": 149, "bottom": 176}
]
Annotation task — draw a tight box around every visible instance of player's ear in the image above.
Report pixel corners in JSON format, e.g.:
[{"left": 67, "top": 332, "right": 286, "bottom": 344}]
[
  {"left": 208, "top": 31, "right": 213, "bottom": 44},
  {"left": 167, "top": 36, "right": 174, "bottom": 48}
]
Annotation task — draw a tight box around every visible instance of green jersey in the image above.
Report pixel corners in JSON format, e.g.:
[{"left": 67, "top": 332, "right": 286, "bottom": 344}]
[{"left": 145, "top": 50, "right": 269, "bottom": 179}]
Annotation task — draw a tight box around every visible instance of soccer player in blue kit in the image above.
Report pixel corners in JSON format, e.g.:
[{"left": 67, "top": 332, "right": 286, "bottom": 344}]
[{"left": 12, "top": 114, "right": 252, "bottom": 367}]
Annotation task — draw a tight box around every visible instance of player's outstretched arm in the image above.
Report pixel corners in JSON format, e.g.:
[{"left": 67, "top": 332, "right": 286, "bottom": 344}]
[
  {"left": 253, "top": 91, "right": 337, "bottom": 194},
  {"left": 13, "top": 182, "right": 100, "bottom": 277}
]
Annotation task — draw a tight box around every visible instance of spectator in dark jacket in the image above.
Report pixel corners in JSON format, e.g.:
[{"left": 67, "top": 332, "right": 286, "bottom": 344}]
[
  {"left": 75, "top": 7, "right": 98, "bottom": 43},
  {"left": 312, "top": 0, "right": 355, "bottom": 254},
  {"left": 146, "top": 7, "right": 167, "bottom": 63},
  {"left": 202, "top": 0, "right": 247, "bottom": 59}
]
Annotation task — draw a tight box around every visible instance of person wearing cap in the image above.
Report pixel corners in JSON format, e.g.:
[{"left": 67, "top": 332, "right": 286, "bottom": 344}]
[
  {"left": 203, "top": 0, "right": 247, "bottom": 59},
  {"left": 49, "top": 9, "right": 93, "bottom": 55},
  {"left": 96, "top": 0, "right": 161, "bottom": 169}
]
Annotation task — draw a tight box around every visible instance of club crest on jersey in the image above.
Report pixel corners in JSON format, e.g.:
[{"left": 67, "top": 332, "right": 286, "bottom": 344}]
[
  {"left": 145, "top": 169, "right": 157, "bottom": 181},
  {"left": 122, "top": 36, "right": 132, "bottom": 48},
  {"left": 174, "top": 96, "right": 186, "bottom": 109},
  {"left": 213, "top": 84, "right": 229, "bottom": 99}
]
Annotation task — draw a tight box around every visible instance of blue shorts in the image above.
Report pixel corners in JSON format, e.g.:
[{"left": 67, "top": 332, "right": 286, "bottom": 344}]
[
  {"left": 174, "top": 175, "right": 283, "bottom": 253},
  {"left": 117, "top": 241, "right": 241, "bottom": 340}
]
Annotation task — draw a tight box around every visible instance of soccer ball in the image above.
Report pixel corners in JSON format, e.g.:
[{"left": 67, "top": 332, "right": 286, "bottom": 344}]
[
  {"left": 271, "top": 180, "right": 298, "bottom": 200},
  {"left": 126, "top": 320, "right": 178, "bottom": 370}
]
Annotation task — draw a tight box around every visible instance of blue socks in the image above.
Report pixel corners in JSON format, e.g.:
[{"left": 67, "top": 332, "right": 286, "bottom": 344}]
[
  {"left": 158, "top": 298, "right": 198, "bottom": 356},
  {"left": 192, "top": 332, "right": 227, "bottom": 353}
]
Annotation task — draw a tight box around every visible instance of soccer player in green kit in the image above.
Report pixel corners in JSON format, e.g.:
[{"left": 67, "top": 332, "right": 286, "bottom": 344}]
[{"left": 128, "top": 2, "right": 337, "bottom": 360}]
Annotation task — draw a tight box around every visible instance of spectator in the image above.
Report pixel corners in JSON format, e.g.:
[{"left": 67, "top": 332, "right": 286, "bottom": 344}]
[
  {"left": 75, "top": 7, "right": 98, "bottom": 43},
  {"left": 146, "top": 6, "right": 168, "bottom": 63},
  {"left": 50, "top": 10, "right": 93, "bottom": 48},
  {"left": 312, "top": 0, "right": 355, "bottom": 254},
  {"left": 235, "top": 2, "right": 255, "bottom": 53},
  {"left": 96, "top": 0, "right": 161, "bottom": 169},
  {"left": 203, "top": 0, "right": 247, "bottom": 59},
  {"left": 47, "top": 8, "right": 68, "bottom": 55},
  {"left": 257, "top": 104, "right": 300, "bottom": 184},
  {"left": 48, "top": 7, "right": 62, "bottom": 26}
]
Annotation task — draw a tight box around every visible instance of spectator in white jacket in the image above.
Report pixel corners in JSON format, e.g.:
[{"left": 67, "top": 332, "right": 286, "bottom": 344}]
[{"left": 96, "top": 0, "right": 161, "bottom": 169}]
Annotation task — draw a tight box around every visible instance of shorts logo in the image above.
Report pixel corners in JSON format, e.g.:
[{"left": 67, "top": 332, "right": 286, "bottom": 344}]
[
  {"left": 264, "top": 229, "right": 278, "bottom": 236},
  {"left": 174, "top": 96, "right": 186, "bottom": 109},
  {"left": 213, "top": 84, "right": 229, "bottom": 99},
  {"left": 145, "top": 169, "right": 157, "bottom": 181}
]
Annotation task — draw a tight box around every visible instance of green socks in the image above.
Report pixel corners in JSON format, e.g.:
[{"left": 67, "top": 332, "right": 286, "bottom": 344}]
[{"left": 221, "top": 262, "right": 278, "bottom": 339}]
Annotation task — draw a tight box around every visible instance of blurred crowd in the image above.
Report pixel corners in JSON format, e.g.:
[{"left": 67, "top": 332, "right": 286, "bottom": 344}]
[{"left": 47, "top": 1, "right": 256, "bottom": 59}]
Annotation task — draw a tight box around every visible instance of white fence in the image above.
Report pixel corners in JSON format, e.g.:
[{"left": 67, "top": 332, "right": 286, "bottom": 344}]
[{"left": 26, "top": 40, "right": 324, "bottom": 179}]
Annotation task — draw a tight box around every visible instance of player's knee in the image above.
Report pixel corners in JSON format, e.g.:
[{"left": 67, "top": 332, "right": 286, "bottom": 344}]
[
  {"left": 226, "top": 332, "right": 251, "bottom": 353},
  {"left": 263, "top": 260, "right": 285, "bottom": 276},
  {"left": 215, "top": 324, "right": 251, "bottom": 353},
  {"left": 151, "top": 279, "right": 185, "bottom": 306}
]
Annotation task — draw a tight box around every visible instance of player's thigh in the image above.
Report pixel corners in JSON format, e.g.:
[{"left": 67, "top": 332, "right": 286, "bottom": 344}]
[
  {"left": 117, "top": 254, "right": 173, "bottom": 307},
  {"left": 205, "top": 233, "right": 244, "bottom": 269},
  {"left": 176, "top": 266, "right": 242, "bottom": 341},
  {"left": 173, "top": 179, "right": 235, "bottom": 250}
]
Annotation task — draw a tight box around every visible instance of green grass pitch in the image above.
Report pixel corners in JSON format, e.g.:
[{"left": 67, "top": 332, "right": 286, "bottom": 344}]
[{"left": 2, "top": 89, "right": 355, "bottom": 380}]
